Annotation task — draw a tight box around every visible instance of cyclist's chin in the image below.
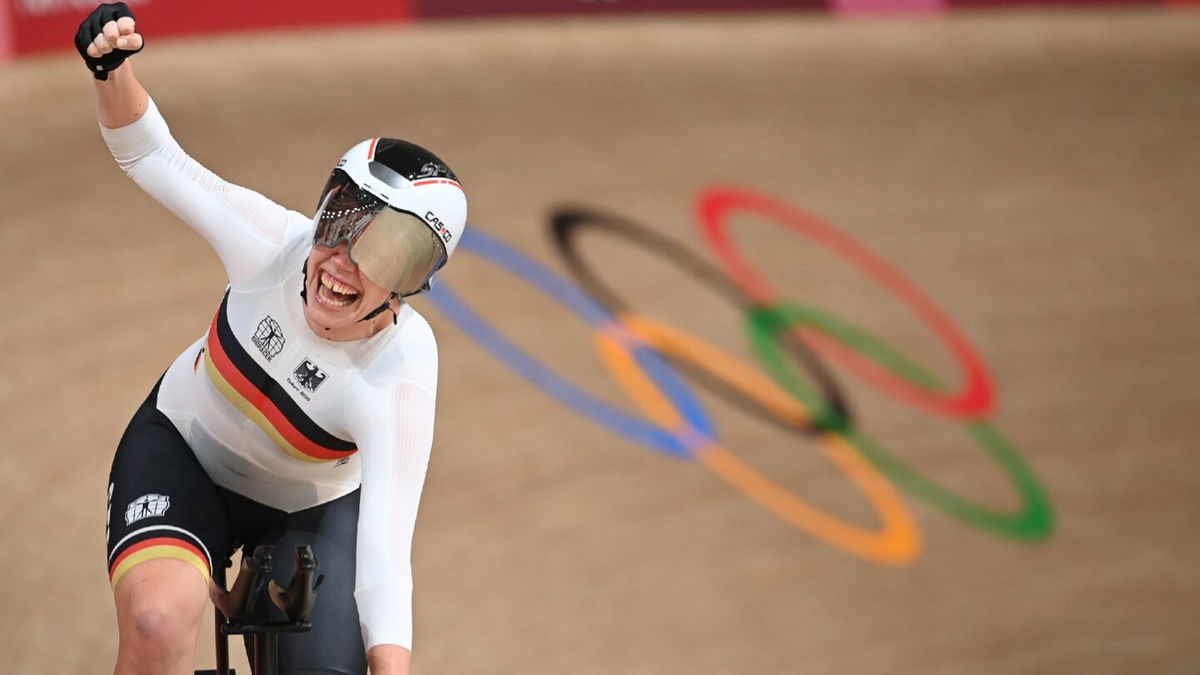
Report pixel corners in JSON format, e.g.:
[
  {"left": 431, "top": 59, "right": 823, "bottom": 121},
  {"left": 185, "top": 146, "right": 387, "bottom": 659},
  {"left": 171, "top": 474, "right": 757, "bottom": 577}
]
[{"left": 305, "top": 300, "right": 361, "bottom": 332}]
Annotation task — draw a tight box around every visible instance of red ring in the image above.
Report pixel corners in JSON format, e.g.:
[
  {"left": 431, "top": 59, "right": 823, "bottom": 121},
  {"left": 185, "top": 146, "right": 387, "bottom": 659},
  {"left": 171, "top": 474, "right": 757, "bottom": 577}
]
[{"left": 697, "top": 186, "right": 994, "bottom": 419}]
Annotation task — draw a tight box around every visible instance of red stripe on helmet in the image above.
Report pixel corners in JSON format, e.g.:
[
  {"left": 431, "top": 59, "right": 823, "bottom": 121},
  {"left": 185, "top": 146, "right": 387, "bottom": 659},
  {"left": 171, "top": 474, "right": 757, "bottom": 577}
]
[
  {"left": 367, "top": 137, "right": 380, "bottom": 160},
  {"left": 412, "top": 178, "right": 463, "bottom": 190}
]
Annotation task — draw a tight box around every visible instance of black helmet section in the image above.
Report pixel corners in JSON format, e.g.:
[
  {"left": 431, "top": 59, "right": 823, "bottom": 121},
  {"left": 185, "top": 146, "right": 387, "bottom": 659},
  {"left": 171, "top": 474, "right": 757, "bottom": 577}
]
[{"left": 370, "top": 138, "right": 459, "bottom": 186}]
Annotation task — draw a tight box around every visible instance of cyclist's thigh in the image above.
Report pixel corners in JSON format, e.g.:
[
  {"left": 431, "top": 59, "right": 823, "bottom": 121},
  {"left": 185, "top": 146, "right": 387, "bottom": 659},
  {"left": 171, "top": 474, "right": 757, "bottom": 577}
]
[{"left": 107, "top": 384, "right": 231, "bottom": 603}]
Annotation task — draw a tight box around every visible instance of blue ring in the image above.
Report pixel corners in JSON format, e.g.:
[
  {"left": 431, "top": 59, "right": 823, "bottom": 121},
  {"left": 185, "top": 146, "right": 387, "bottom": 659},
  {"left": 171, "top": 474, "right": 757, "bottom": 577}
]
[{"left": 428, "top": 229, "right": 713, "bottom": 458}]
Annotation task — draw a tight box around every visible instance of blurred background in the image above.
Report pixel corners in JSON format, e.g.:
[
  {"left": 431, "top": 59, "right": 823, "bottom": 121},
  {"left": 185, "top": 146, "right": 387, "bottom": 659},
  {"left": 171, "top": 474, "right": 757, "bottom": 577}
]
[{"left": 1, "top": 0, "right": 1198, "bottom": 673}]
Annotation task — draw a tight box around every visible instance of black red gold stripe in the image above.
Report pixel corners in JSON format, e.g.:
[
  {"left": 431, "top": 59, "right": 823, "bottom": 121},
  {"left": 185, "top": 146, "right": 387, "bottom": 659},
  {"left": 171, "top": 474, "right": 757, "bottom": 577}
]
[
  {"left": 109, "top": 537, "right": 210, "bottom": 589},
  {"left": 203, "top": 292, "right": 357, "bottom": 463}
]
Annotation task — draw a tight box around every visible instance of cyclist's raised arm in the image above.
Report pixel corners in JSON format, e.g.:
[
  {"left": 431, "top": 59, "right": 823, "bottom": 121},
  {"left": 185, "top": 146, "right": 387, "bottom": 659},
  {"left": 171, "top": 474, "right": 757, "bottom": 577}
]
[{"left": 78, "top": 3, "right": 296, "bottom": 285}]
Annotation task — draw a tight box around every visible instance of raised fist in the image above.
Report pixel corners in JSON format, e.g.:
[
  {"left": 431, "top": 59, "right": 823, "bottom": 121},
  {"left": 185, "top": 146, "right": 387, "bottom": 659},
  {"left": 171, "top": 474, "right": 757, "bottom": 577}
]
[{"left": 74, "top": 3, "right": 144, "bottom": 80}]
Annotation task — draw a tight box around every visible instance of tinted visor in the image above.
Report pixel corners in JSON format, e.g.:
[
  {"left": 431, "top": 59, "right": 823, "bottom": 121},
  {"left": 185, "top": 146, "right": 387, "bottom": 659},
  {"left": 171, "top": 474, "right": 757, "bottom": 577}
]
[
  {"left": 314, "top": 170, "right": 385, "bottom": 247},
  {"left": 313, "top": 170, "right": 447, "bottom": 296}
]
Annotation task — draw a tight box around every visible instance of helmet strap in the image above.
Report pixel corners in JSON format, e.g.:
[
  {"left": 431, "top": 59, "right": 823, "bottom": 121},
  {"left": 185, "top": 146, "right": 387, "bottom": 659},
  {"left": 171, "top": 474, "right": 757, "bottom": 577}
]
[{"left": 359, "top": 294, "right": 400, "bottom": 324}]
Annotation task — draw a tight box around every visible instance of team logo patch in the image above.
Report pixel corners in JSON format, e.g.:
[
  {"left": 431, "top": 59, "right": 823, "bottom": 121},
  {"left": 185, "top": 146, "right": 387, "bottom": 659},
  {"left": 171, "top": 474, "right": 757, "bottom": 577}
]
[
  {"left": 251, "top": 316, "right": 286, "bottom": 361},
  {"left": 293, "top": 359, "right": 328, "bottom": 393},
  {"left": 125, "top": 493, "right": 171, "bottom": 526}
]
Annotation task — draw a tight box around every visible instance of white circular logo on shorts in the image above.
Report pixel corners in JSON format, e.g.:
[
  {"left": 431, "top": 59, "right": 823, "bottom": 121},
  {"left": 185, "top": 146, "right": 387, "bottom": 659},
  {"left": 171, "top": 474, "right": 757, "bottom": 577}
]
[{"left": 125, "top": 493, "right": 171, "bottom": 526}]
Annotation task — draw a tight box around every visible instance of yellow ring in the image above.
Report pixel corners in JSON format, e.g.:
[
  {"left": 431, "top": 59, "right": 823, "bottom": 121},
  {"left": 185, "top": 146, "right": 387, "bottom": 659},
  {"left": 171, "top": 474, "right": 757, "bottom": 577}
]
[{"left": 595, "top": 312, "right": 921, "bottom": 565}]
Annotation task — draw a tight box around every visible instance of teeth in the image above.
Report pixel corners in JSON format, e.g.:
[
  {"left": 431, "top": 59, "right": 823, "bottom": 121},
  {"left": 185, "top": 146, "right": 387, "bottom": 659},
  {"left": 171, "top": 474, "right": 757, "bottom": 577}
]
[
  {"left": 317, "top": 284, "right": 354, "bottom": 307},
  {"left": 330, "top": 279, "right": 357, "bottom": 295},
  {"left": 320, "top": 271, "right": 359, "bottom": 297}
]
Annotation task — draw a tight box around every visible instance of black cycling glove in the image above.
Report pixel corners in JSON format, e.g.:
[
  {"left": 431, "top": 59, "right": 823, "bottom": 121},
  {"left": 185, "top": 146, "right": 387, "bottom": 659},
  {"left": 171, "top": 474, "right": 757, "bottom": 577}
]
[{"left": 74, "top": 3, "right": 143, "bottom": 81}]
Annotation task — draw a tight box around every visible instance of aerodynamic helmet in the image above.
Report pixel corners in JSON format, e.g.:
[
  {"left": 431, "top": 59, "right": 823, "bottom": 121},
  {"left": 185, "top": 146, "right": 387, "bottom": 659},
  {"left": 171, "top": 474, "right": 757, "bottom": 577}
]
[{"left": 312, "top": 137, "right": 467, "bottom": 297}]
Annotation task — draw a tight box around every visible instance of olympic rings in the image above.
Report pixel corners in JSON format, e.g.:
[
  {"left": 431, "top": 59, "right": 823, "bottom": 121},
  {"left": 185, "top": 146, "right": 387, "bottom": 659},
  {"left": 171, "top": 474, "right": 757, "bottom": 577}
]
[
  {"left": 747, "top": 303, "right": 1053, "bottom": 539},
  {"left": 425, "top": 185, "right": 1054, "bottom": 562},
  {"left": 598, "top": 313, "right": 920, "bottom": 564},
  {"left": 551, "top": 207, "right": 851, "bottom": 433},
  {"left": 426, "top": 228, "right": 709, "bottom": 458},
  {"left": 698, "top": 187, "right": 995, "bottom": 419},
  {"left": 429, "top": 230, "right": 920, "bottom": 563}
]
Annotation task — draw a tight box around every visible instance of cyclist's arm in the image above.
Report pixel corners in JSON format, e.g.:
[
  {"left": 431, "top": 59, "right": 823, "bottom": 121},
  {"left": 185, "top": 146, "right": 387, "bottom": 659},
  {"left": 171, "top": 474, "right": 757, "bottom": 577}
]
[
  {"left": 93, "top": 57, "right": 147, "bottom": 129},
  {"left": 348, "top": 377, "right": 437, "bottom": 672},
  {"left": 94, "top": 64, "right": 294, "bottom": 284}
]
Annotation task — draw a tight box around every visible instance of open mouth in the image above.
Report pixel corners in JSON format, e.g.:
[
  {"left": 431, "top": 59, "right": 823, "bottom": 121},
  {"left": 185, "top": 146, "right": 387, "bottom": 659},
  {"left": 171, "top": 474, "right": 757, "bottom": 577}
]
[{"left": 315, "top": 270, "right": 361, "bottom": 309}]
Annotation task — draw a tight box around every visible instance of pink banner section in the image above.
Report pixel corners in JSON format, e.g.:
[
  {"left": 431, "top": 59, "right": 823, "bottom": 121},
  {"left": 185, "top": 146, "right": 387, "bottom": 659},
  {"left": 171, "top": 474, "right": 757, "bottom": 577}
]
[
  {"left": 0, "top": 0, "right": 14, "bottom": 63},
  {"left": 833, "top": 0, "right": 944, "bottom": 12},
  {"left": 948, "top": 0, "right": 1158, "bottom": 6}
]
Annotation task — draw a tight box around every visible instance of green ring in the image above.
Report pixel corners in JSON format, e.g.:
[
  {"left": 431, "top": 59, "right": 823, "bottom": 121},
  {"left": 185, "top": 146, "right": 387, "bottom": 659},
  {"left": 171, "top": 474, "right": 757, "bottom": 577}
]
[{"left": 747, "top": 303, "right": 1054, "bottom": 541}]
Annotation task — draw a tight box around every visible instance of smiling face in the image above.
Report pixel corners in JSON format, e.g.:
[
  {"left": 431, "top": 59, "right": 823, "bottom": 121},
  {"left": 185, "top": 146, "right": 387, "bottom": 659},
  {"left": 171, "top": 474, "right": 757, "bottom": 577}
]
[{"left": 302, "top": 242, "right": 397, "bottom": 341}]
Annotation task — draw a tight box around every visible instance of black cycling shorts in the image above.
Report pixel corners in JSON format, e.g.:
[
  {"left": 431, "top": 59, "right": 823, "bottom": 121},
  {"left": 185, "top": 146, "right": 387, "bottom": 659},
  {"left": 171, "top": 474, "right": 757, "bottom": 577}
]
[{"left": 106, "top": 381, "right": 369, "bottom": 674}]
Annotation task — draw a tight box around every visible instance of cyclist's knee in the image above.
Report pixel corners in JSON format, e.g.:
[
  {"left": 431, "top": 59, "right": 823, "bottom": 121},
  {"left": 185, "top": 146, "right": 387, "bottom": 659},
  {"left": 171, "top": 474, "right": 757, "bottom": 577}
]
[
  {"left": 115, "top": 559, "right": 207, "bottom": 653},
  {"left": 126, "top": 594, "right": 197, "bottom": 644}
]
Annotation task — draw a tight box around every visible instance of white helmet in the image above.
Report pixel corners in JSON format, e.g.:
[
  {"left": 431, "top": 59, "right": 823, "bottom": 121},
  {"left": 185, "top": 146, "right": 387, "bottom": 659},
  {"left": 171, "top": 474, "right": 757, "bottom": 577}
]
[{"left": 313, "top": 137, "right": 467, "bottom": 297}]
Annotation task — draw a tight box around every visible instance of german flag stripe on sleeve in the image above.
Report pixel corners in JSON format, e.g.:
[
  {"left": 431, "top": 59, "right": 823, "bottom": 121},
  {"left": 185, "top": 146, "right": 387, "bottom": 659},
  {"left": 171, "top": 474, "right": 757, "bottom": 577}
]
[
  {"left": 204, "top": 292, "right": 357, "bottom": 463},
  {"left": 109, "top": 537, "right": 210, "bottom": 590}
]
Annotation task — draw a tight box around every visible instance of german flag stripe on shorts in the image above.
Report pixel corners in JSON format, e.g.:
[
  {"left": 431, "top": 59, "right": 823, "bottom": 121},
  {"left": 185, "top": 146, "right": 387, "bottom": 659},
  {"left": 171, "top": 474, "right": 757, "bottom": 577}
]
[
  {"left": 203, "top": 291, "right": 357, "bottom": 463},
  {"left": 109, "top": 537, "right": 211, "bottom": 590}
]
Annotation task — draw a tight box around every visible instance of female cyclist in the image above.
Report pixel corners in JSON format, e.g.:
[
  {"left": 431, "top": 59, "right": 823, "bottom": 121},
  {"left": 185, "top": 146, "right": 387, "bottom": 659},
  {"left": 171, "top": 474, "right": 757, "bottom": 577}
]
[{"left": 77, "top": 4, "right": 467, "bottom": 673}]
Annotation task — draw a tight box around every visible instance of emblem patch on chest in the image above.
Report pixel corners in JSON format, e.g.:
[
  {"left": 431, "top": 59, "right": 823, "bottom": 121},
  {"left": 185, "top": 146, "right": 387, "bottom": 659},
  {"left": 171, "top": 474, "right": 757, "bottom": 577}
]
[
  {"left": 251, "top": 316, "right": 286, "bottom": 361},
  {"left": 293, "top": 359, "right": 328, "bottom": 393}
]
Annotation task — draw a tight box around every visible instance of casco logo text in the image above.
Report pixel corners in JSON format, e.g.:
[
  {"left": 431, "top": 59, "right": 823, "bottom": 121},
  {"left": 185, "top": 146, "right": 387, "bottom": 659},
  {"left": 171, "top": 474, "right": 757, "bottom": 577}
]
[{"left": 425, "top": 211, "right": 453, "bottom": 242}]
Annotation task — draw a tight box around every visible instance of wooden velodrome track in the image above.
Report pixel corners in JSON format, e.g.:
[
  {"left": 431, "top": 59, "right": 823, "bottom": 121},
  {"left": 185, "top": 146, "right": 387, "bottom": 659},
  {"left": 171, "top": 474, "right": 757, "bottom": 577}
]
[{"left": 1, "top": 8, "right": 1197, "bottom": 674}]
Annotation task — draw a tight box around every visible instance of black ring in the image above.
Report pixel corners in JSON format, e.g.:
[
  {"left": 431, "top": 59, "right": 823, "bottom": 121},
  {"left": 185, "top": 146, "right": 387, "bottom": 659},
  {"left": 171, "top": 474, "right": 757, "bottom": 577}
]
[{"left": 549, "top": 206, "right": 853, "bottom": 434}]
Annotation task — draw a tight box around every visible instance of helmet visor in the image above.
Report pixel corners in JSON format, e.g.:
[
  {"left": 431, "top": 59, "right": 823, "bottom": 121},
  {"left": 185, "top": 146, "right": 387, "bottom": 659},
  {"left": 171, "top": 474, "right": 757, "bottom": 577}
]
[
  {"left": 353, "top": 208, "right": 447, "bottom": 296},
  {"left": 313, "top": 170, "right": 447, "bottom": 296},
  {"left": 314, "top": 170, "right": 385, "bottom": 249}
]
